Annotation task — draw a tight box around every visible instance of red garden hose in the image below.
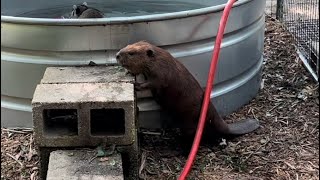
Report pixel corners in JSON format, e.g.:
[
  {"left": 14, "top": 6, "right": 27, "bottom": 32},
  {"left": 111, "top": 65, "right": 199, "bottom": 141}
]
[{"left": 178, "top": 0, "right": 237, "bottom": 179}]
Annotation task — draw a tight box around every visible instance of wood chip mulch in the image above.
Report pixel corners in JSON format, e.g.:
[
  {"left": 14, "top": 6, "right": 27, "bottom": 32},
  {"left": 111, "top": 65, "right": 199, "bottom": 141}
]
[{"left": 1, "top": 16, "right": 319, "bottom": 180}]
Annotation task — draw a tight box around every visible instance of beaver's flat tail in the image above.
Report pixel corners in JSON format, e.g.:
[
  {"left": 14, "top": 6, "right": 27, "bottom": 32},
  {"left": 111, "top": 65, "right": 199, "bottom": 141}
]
[{"left": 227, "top": 118, "right": 260, "bottom": 135}]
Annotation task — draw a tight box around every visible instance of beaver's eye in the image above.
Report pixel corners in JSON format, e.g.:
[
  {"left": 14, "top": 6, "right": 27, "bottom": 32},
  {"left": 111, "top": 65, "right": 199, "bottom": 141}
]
[{"left": 128, "top": 52, "right": 134, "bottom": 56}]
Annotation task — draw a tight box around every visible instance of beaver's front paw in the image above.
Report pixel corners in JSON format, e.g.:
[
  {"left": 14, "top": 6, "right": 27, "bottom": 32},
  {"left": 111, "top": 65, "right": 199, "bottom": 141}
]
[
  {"left": 125, "top": 71, "right": 133, "bottom": 76},
  {"left": 134, "top": 82, "right": 151, "bottom": 91},
  {"left": 134, "top": 82, "right": 143, "bottom": 91}
]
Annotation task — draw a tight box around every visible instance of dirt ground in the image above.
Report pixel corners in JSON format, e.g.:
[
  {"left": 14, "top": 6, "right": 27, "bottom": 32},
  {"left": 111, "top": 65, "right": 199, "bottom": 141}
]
[{"left": 1, "top": 16, "right": 319, "bottom": 180}]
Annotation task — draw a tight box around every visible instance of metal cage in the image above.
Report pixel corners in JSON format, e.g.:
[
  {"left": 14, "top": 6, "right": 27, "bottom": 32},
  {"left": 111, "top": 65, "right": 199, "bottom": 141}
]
[{"left": 265, "top": 0, "right": 319, "bottom": 82}]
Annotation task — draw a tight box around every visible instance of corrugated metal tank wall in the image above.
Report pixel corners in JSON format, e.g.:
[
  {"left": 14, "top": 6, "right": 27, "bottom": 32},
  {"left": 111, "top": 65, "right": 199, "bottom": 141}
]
[{"left": 1, "top": 0, "right": 265, "bottom": 128}]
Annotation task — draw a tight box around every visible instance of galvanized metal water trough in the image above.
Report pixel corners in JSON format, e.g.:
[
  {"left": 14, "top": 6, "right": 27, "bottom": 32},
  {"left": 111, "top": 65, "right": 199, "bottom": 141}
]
[{"left": 1, "top": 0, "right": 266, "bottom": 128}]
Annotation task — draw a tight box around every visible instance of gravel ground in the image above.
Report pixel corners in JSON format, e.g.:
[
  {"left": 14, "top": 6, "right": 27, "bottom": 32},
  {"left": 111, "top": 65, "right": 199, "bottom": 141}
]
[{"left": 1, "top": 16, "right": 319, "bottom": 180}]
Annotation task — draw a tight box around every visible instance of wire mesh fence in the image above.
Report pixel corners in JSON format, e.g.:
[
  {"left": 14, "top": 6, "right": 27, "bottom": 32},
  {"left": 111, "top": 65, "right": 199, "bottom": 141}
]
[
  {"left": 265, "top": 0, "right": 278, "bottom": 18},
  {"left": 265, "top": 0, "right": 319, "bottom": 81}
]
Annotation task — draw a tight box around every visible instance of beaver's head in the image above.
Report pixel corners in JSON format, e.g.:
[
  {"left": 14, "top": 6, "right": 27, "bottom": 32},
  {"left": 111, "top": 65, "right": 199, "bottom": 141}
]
[
  {"left": 71, "top": 2, "right": 89, "bottom": 18},
  {"left": 116, "top": 41, "right": 155, "bottom": 75}
]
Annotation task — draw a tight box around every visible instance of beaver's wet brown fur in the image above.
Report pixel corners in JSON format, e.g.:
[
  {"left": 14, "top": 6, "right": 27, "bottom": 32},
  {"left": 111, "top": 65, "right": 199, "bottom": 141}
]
[{"left": 116, "top": 40, "right": 259, "bottom": 145}]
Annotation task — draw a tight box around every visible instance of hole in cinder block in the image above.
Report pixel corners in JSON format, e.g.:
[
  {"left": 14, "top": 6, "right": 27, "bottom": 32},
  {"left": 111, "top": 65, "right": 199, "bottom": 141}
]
[
  {"left": 43, "top": 109, "right": 78, "bottom": 137},
  {"left": 90, "top": 108, "right": 125, "bottom": 136}
]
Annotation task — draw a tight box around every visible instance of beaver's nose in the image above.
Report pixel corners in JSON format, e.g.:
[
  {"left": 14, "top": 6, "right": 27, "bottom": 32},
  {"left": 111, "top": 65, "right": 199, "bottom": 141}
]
[{"left": 116, "top": 52, "right": 120, "bottom": 60}]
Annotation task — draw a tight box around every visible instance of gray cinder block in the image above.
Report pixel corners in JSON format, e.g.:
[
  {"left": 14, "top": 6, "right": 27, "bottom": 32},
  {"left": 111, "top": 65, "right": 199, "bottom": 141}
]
[
  {"left": 46, "top": 150, "right": 124, "bottom": 180},
  {"left": 40, "top": 66, "right": 134, "bottom": 84},
  {"left": 33, "top": 66, "right": 139, "bottom": 180},
  {"left": 32, "top": 82, "right": 136, "bottom": 147}
]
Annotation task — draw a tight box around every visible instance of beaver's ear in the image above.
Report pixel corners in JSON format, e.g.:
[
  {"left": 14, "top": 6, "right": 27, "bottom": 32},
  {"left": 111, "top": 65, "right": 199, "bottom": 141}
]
[{"left": 146, "top": 49, "right": 154, "bottom": 57}]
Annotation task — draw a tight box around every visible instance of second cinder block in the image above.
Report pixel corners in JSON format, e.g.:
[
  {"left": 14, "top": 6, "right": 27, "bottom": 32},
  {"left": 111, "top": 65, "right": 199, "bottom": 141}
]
[
  {"left": 32, "top": 82, "right": 136, "bottom": 147},
  {"left": 47, "top": 150, "right": 124, "bottom": 180}
]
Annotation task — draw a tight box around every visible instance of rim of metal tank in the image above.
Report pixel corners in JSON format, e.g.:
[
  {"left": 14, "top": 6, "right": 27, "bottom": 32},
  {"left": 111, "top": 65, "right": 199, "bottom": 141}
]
[{"left": 1, "top": 0, "right": 251, "bottom": 25}]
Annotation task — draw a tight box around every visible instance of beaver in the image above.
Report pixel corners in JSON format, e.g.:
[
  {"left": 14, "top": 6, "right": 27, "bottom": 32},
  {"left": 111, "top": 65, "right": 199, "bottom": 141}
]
[
  {"left": 70, "top": 2, "right": 104, "bottom": 19},
  {"left": 116, "top": 41, "right": 259, "bottom": 145}
]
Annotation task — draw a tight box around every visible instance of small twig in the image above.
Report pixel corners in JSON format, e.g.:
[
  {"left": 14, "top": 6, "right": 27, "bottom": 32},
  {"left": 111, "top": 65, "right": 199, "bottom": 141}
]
[
  {"left": 89, "top": 154, "right": 98, "bottom": 163},
  {"left": 250, "top": 108, "right": 258, "bottom": 120},
  {"left": 6, "top": 153, "right": 23, "bottom": 167},
  {"left": 283, "top": 161, "right": 296, "bottom": 170},
  {"left": 50, "top": 115, "right": 77, "bottom": 120},
  {"left": 243, "top": 139, "right": 270, "bottom": 162},
  {"left": 141, "top": 131, "right": 162, "bottom": 135},
  {"left": 307, "top": 161, "right": 319, "bottom": 169},
  {"left": 139, "top": 151, "right": 147, "bottom": 176},
  {"left": 267, "top": 103, "right": 283, "bottom": 112},
  {"left": 2, "top": 128, "right": 31, "bottom": 134},
  {"left": 73, "top": 168, "right": 81, "bottom": 175},
  {"left": 145, "top": 168, "right": 157, "bottom": 175},
  {"left": 166, "top": 164, "right": 172, "bottom": 173}
]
